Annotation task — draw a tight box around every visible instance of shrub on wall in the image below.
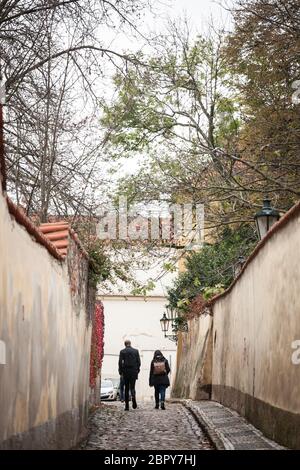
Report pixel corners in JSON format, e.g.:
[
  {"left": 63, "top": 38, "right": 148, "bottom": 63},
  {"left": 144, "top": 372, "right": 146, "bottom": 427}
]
[
  {"left": 168, "top": 225, "right": 256, "bottom": 316},
  {"left": 89, "top": 301, "right": 105, "bottom": 389}
]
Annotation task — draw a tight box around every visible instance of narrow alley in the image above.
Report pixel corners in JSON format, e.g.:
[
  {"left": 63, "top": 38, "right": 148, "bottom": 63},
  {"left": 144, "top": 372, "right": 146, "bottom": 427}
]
[{"left": 1, "top": 0, "right": 300, "bottom": 456}]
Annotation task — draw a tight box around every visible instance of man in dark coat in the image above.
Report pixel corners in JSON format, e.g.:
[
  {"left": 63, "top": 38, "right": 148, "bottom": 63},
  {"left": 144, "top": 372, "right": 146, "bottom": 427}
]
[
  {"left": 149, "top": 350, "right": 170, "bottom": 410},
  {"left": 118, "top": 340, "right": 141, "bottom": 411}
]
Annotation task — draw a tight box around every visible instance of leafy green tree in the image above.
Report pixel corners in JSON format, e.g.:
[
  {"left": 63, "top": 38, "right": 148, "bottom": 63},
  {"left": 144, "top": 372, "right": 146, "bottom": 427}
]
[
  {"left": 167, "top": 224, "right": 257, "bottom": 313},
  {"left": 100, "top": 8, "right": 300, "bottom": 237},
  {"left": 224, "top": 0, "right": 300, "bottom": 208},
  {"left": 101, "top": 27, "right": 232, "bottom": 158},
  {"left": 101, "top": 23, "right": 252, "bottom": 232}
]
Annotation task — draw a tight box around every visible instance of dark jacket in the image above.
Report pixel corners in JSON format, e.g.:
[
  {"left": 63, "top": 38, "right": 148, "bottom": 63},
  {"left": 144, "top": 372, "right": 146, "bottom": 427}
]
[
  {"left": 149, "top": 354, "right": 170, "bottom": 387},
  {"left": 118, "top": 346, "right": 141, "bottom": 379}
]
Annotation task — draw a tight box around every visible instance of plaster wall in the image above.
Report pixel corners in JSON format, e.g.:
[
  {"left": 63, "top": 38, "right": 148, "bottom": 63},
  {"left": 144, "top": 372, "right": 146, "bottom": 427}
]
[{"left": 0, "top": 192, "right": 92, "bottom": 449}]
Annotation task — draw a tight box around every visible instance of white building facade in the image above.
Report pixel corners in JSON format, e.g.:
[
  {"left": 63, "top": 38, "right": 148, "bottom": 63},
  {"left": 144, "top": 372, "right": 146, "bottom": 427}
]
[{"left": 99, "top": 249, "right": 179, "bottom": 402}]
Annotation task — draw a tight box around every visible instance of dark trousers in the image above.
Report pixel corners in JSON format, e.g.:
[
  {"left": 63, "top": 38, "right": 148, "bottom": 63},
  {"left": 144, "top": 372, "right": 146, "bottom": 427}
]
[
  {"left": 119, "top": 375, "right": 125, "bottom": 401},
  {"left": 154, "top": 384, "right": 167, "bottom": 403},
  {"left": 124, "top": 376, "right": 136, "bottom": 404}
]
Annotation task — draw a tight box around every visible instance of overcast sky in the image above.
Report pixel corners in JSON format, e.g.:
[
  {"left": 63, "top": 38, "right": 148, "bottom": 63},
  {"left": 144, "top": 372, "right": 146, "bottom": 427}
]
[
  {"left": 154, "top": 0, "right": 232, "bottom": 31},
  {"left": 104, "top": 0, "right": 234, "bottom": 53}
]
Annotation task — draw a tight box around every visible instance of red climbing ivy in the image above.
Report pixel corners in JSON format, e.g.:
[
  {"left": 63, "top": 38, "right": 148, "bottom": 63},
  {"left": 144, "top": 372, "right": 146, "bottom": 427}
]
[{"left": 89, "top": 301, "right": 105, "bottom": 388}]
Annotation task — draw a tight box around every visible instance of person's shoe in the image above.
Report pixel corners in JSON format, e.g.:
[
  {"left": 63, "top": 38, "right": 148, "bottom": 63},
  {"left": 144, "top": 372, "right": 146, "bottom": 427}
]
[
  {"left": 155, "top": 402, "right": 159, "bottom": 409},
  {"left": 161, "top": 402, "right": 165, "bottom": 410},
  {"left": 132, "top": 398, "right": 137, "bottom": 409},
  {"left": 125, "top": 403, "right": 129, "bottom": 411}
]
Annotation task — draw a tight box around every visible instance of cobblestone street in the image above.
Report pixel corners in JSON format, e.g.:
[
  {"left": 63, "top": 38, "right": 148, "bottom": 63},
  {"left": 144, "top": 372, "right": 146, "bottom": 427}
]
[{"left": 80, "top": 401, "right": 214, "bottom": 450}]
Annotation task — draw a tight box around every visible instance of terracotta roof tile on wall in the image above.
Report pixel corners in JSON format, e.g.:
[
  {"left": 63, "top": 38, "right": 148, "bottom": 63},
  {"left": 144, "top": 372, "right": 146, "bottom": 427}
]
[
  {"left": 39, "top": 222, "right": 70, "bottom": 258},
  {"left": 39, "top": 221, "right": 89, "bottom": 259}
]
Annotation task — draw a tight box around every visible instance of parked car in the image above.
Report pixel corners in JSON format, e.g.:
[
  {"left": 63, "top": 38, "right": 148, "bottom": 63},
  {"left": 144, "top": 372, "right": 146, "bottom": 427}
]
[
  {"left": 100, "top": 380, "right": 116, "bottom": 401},
  {"left": 103, "top": 377, "right": 120, "bottom": 400}
]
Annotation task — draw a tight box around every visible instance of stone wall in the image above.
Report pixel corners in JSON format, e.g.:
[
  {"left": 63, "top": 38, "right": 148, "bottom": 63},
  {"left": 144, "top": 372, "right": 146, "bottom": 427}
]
[
  {"left": 0, "top": 190, "right": 92, "bottom": 449},
  {"left": 173, "top": 201, "right": 300, "bottom": 449}
]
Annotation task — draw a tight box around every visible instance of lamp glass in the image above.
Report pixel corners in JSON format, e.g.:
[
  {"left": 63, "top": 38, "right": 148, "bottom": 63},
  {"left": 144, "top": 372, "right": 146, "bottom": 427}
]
[
  {"left": 255, "top": 199, "right": 280, "bottom": 240},
  {"left": 160, "top": 314, "right": 170, "bottom": 333}
]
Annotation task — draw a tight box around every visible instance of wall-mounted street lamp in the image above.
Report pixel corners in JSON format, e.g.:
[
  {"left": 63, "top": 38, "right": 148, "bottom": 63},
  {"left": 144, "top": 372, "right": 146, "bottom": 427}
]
[
  {"left": 254, "top": 198, "right": 280, "bottom": 240},
  {"left": 160, "top": 305, "right": 188, "bottom": 344},
  {"left": 160, "top": 307, "right": 178, "bottom": 343},
  {"left": 160, "top": 313, "right": 171, "bottom": 335}
]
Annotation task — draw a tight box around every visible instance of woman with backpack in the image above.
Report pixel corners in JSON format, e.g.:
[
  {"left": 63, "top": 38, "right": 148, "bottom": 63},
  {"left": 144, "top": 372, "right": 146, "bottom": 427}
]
[{"left": 149, "top": 350, "right": 170, "bottom": 410}]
